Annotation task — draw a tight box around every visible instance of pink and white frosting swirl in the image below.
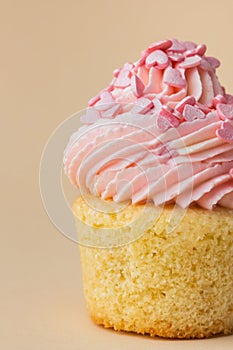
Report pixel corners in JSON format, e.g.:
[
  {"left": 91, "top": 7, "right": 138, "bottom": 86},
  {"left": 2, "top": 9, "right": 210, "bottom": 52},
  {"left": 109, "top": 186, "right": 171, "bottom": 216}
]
[{"left": 64, "top": 39, "right": 233, "bottom": 209}]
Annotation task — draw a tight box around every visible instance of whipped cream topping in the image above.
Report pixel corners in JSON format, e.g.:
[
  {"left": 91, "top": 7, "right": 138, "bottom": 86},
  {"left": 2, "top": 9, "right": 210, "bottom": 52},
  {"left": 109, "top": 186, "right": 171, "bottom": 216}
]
[{"left": 64, "top": 39, "right": 233, "bottom": 209}]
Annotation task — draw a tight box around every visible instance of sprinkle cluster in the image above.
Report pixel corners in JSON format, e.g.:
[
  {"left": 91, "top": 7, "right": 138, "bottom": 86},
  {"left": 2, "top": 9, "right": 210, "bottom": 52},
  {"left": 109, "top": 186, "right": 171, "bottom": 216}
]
[{"left": 82, "top": 39, "right": 233, "bottom": 143}]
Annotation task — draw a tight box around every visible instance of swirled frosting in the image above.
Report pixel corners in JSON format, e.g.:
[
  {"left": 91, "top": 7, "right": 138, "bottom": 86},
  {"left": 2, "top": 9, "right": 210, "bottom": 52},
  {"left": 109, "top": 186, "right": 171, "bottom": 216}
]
[{"left": 64, "top": 39, "right": 233, "bottom": 209}]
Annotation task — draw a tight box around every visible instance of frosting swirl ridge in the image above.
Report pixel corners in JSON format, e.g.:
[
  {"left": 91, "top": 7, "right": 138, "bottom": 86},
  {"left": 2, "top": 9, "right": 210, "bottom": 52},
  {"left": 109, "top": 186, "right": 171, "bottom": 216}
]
[{"left": 64, "top": 111, "right": 233, "bottom": 209}]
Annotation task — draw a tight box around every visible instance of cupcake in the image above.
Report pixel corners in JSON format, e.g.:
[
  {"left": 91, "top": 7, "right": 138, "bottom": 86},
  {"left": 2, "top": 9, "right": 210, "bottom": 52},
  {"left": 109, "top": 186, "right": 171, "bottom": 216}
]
[{"left": 63, "top": 39, "right": 233, "bottom": 338}]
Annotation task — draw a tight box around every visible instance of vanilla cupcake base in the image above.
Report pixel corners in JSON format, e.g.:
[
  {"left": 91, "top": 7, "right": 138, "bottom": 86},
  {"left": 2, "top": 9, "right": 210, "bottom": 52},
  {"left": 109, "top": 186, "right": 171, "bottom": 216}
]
[{"left": 73, "top": 195, "right": 233, "bottom": 339}]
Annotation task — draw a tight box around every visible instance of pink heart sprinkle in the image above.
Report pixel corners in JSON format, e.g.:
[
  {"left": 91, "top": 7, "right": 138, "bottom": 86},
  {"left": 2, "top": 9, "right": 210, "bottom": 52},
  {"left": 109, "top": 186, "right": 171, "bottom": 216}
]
[
  {"left": 179, "top": 55, "right": 201, "bottom": 69},
  {"left": 217, "top": 104, "right": 233, "bottom": 120},
  {"left": 146, "top": 39, "right": 172, "bottom": 53},
  {"left": 157, "top": 115, "right": 170, "bottom": 131},
  {"left": 157, "top": 108, "right": 180, "bottom": 131},
  {"left": 205, "top": 56, "right": 221, "bottom": 69},
  {"left": 102, "top": 104, "right": 121, "bottom": 119},
  {"left": 123, "top": 62, "right": 135, "bottom": 71},
  {"left": 81, "top": 108, "right": 100, "bottom": 124},
  {"left": 212, "top": 95, "right": 227, "bottom": 108},
  {"left": 145, "top": 50, "right": 169, "bottom": 69},
  {"left": 163, "top": 67, "right": 186, "bottom": 88},
  {"left": 217, "top": 122, "right": 233, "bottom": 143},
  {"left": 131, "top": 75, "right": 145, "bottom": 97},
  {"left": 94, "top": 91, "right": 115, "bottom": 111},
  {"left": 175, "top": 96, "right": 196, "bottom": 113},
  {"left": 101, "top": 91, "right": 114, "bottom": 101},
  {"left": 114, "top": 69, "right": 131, "bottom": 88},
  {"left": 183, "top": 104, "right": 205, "bottom": 121},
  {"left": 132, "top": 97, "right": 153, "bottom": 114},
  {"left": 196, "top": 44, "right": 207, "bottom": 56},
  {"left": 185, "top": 44, "right": 207, "bottom": 57},
  {"left": 183, "top": 41, "right": 197, "bottom": 50},
  {"left": 167, "top": 39, "right": 186, "bottom": 53},
  {"left": 200, "top": 58, "right": 213, "bottom": 72}
]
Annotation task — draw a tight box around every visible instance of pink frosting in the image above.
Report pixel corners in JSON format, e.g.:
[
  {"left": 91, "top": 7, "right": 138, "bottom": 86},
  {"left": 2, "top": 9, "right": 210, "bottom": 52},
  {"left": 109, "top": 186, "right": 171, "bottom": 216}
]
[{"left": 64, "top": 39, "right": 233, "bottom": 209}]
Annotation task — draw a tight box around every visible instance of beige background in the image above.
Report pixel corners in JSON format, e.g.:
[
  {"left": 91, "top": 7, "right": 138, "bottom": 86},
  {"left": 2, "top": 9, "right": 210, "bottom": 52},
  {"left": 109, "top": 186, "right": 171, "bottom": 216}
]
[{"left": 1, "top": 0, "right": 233, "bottom": 349}]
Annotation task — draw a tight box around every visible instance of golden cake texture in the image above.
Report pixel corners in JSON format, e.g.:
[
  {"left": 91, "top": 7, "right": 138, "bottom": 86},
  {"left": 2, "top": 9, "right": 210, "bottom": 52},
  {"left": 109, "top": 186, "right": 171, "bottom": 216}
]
[{"left": 73, "top": 194, "right": 233, "bottom": 339}]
